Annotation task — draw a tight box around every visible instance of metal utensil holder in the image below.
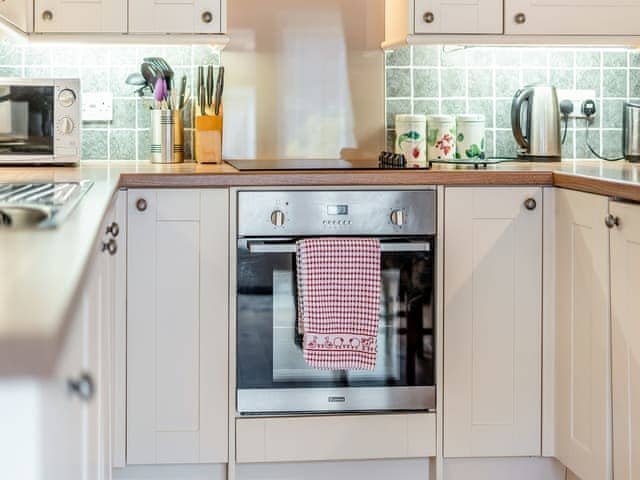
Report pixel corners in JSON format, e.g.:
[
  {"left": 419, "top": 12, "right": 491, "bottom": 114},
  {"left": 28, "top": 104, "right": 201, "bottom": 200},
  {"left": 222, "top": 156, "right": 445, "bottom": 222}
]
[{"left": 151, "top": 110, "right": 184, "bottom": 164}]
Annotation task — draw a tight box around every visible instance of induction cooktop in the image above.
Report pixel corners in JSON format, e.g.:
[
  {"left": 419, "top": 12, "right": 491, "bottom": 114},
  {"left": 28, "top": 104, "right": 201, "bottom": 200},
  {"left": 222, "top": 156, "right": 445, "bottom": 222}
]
[{"left": 225, "top": 158, "right": 388, "bottom": 171}]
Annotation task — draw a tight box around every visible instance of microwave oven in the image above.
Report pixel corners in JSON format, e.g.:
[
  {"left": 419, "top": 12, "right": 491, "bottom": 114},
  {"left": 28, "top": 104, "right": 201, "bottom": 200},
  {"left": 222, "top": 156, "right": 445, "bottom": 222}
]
[{"left": 0, "top": 78, "right": 81, "bottom": 165}]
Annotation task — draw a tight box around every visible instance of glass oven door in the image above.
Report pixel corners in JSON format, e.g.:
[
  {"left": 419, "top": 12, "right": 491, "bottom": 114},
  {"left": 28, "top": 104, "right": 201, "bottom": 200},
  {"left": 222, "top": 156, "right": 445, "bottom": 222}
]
[
  {"left": 0, "top": 85, "right": 54, "bottom": 155},
  {"left": 236, "top": 236, "right": 435, "bottom": 414}
]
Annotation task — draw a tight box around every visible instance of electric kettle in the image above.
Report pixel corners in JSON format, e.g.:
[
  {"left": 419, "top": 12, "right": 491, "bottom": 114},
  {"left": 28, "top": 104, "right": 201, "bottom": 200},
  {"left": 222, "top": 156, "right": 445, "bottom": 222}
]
[
  {"left": 623, "top": 102, "right": 640, "bottom": 162},
  {"left": 511, "top": 84, "right": 561, "bottom": 160}
]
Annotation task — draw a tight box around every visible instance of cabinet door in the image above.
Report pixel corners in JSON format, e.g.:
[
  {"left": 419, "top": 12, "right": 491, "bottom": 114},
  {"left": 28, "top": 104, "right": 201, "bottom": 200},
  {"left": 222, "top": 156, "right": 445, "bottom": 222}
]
[
  {"left": 414, "top": 0, "right": 502, "bottom": 34},
  {"left": 127, "top": 189, "right": 229, "bottom": 465},
  {"left": 611, "top": 201, "right": 640, "bottom": 480},
  {"left": 505, "top": 0, "right": 640, "bottom": 34},
  {"left": 0, "top": 0, "right": 31, "bottom": 33},
  {"left": 554, "top": 189, "right": 611, "bottom": 480},
  {"left": 129, "top": 0, "right": 222, "bottom": 34},
  {"left": 443, "top": 187, "right": 542, "bottom": 458},
  {"left": 34, "top": 0, "right": 125, "bottom": 33}
]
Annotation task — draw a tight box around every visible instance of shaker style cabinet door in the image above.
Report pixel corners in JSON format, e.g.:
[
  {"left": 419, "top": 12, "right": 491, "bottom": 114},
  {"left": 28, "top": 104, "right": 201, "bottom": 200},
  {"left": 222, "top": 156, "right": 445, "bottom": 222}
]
[
  {"left": 129, "top": 0, "right": 222, "bottom": 34},
  {"left": 414, "top": 0, "right": 502, "bottom": 34},
  {"left": 35, "top": 0, "right": 126, "bottom": 33},
  {"left": 554, "top": 189, "right": 612, "bottom": 480},
  {"left": 0, "top": 0, "right": 32, "bottom": 33},
  {"left": 610, "top": 201, "right": 640, "bottom": 480},
  {"left": 126, "top": 189, "right": 229, "bottom": 465},
  {"left": 505, "top": 0, "right": 640, "bottom": 34},
  {"left": 443, "top": 187, "right": 542, "bottom": 457}
]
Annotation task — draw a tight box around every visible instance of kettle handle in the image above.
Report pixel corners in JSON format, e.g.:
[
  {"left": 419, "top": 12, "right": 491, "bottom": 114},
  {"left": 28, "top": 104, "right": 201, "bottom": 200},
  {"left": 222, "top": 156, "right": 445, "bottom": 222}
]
[{"left": 511, "top": 87, "right": 532, "bottom": 151}]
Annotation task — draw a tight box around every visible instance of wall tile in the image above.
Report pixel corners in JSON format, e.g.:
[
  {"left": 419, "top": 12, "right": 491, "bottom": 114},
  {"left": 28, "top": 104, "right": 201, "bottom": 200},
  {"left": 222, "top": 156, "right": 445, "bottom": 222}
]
[
  {"left": 561, "top": 130, "right": 575, "bottom": 159},
  {"left": 576, "top": 69, "right": 601, "bottom": 97},
  {"left": 386, "top": 99, "right": 411, "bottom": 128},
  {"left": 467, "top": 99, "right": 494, "bottom": 127},
  {"left": 413, "top": 99, "right": 439, "bottom": 116},
  {"left": 110, "top": 130, "right": 137, "bottom": 160},
  {"left": 602, "top": 130, "right": 624, "bottom": 158},
  {"left": 440, "top": 68, "right": 466, "bottom": 97},
  {"left": 137, "top": 130, "right": 151, "bottom": 162},
  {"left": 576, "top": 50, "right": 601, "bottom": 68},
  {"left": 468, "top": 69, "right": 493, "bottom": 97},
  {"left": 521, "top": 68, "right": 548, "bottom": 85},
  {"left": 550, "top": 50, "right": 575, "bottom": 68},
  {"left": 629, "top": 69, "right": 640, "bottom": 97},
  {"left": 386, "top": 68, "right": 411, "bottom": 97},
  {"left": 413, "top": 46, "right": 439, "bottom": 67},
  {"left": 466, "top": 47, "right": 494, "bottom": 67},
  {"left": 494, "top": 48, "right": 521, "bottom": 67},
  {"left": 441, "top": 99, "right": 466, "bottom": 115},
  {"left": 603, "top": 51, "right": 627, "bottom": 68},
  {"left": 112, "top": 99, "right": 137, "bottom": 129},
  {"left": 576, "top": 128, "right": 600, "bottom": 159},
  {"left": 413, "top": 68, "right": 439, "bottom": 97},
  {"left": 495, "top": 129, "right": 518, "bottom": 157},
  {"left": 550, "top": 69, "right": 574, "bottom": 90},
  {"left": 603, "top": 99, "right": 624, "bottom": 128},
  {"left": 522, "top": 48, "right": 548, "bottom": 67},
  {"left": 82, "top": 130, "right": 108, "bottom": 160},
  {"left": 441, "top": 48, "right": 466, "bottom": 67},
  {"left": 495, "top": 99, "right": 512, "bottom": 128},
  {"left": 495, "top": 69, "right": 520, "bottom": 98},
  {"left": 386, "top": 48, "right": 410, "bottom": 67},
  {"left": 603, "top": 69, "right": 627, "bottom": 98}
]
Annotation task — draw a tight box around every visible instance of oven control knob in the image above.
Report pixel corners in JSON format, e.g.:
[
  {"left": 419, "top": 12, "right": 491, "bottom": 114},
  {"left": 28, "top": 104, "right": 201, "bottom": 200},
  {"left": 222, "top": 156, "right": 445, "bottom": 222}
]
[
  {"left": 58, "top": 116, "right": 75, "bottom": 135},
  {"left": 390, "top": 209, "right": 406, "bottom": 226},
  {"left": 271, "top": 210, "right": 286, "bottom": 227},
  {"left": 58, "top": 88, "right": 76, "bottom": 108}
]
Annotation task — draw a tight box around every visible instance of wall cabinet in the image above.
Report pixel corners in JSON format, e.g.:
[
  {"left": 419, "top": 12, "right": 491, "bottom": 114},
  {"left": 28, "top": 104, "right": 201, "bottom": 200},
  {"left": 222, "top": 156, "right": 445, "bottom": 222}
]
[
  {"left": 126, "top": 189, "right": 229, "bottom": 465},
  {"left": 34, "top": 0, "right": 126, "bottom": 33},
  {"left": 504, "top": 0, "right": 640, "bottom": 35},
  {"left": 443, "top": 187, "right": 542, "bottom": 458},
  {"left": 610, "top": 201, "right": 640, "bottom": 480},
  {"left": 413, "top": 0, "right": 502, "bottom": 34},
  {"left": 129, "top": 0, "right": 222, "bottom": 34},
  {"left": 554, "top": 189, "right": 612, "bottom": 480},
  {"left": 0, "top": 0, "right": 32, "bottom": 33}
]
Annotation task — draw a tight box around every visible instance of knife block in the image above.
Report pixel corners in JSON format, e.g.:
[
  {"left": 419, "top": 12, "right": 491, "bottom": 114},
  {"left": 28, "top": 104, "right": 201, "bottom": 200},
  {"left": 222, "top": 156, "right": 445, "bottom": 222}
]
[{"left": 195, "top": 108, "right": 223, "bottom": 164}]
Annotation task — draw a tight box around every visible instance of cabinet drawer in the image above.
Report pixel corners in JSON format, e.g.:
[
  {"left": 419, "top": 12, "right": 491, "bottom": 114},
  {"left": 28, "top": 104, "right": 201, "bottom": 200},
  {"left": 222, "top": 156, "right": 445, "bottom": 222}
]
[{"left": 236, "top": 413, "right": 436, "bottom": 463}]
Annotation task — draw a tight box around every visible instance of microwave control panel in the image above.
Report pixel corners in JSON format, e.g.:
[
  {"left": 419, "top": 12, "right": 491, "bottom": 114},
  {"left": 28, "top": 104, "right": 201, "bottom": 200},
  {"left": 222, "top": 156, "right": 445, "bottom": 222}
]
[{"left": 54, "top": 79, "right": 81, "bottom": 157}]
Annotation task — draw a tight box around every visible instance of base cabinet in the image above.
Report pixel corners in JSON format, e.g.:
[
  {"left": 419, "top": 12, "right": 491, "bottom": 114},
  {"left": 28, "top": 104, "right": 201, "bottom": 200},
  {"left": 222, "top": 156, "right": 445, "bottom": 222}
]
[
  {"left": 610, "top": 201, "right": 640, "bottom": 480},
  {"left": 554, "top": 189, "right": 612, "bottom": 480},
  {"left": 443, "top": 187, "right": 542, "bottom": 458},
  {"left": 126, "top": 189, "right": 229, "bottom": 465}
]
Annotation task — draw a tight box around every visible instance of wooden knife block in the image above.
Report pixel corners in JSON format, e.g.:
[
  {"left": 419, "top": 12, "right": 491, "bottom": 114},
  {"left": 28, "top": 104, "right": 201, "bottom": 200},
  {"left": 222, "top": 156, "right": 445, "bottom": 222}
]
[{"left": 195, "top": 109, "right": 223, "bottom": 164}]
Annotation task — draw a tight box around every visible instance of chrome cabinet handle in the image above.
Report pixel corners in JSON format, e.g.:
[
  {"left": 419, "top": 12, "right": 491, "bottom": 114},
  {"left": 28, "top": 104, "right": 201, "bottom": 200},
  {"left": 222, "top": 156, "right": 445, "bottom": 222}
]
[
  {"left": 524, "top": 198, "right": 537, "bottom": 210},
  {"left": 514, "top": 12, "right": 526, "bottom": 24},
  {"left": 605, "top": 214, "right": 620, "bottom": 229},
  {"left": 423, "top": 12, "right": 435, "bottom": 23},
  {"left": 68, "top": 373, "right": 94, "bottom": 402},
  {"left": 42, "top": 10, "right": 53, "bottom": 21},
  {"left": 136, "top": 198, "right": 147, "bottom": 212},
  {"left": 248, "top": 241, "right": 431, "bottom": 254},
  {"left": 102, "top": 238, "right": 117, "bottom": 256},
  {"left": 201, "top": 11, "right": 213, "bottom": 23},
  {"left": 106, "top": 221, "right": 119, "bottom": 238}
]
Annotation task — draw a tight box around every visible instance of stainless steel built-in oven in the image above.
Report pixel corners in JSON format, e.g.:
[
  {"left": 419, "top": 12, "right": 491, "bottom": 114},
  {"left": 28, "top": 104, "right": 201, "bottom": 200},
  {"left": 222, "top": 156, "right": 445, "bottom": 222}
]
[{"left": 236, "top": 190, "right": 437, "bottom": 415}]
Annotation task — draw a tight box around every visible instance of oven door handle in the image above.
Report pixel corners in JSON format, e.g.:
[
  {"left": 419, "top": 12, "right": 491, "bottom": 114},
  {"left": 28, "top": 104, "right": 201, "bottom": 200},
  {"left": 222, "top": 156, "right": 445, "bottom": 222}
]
[{"left": 247, "top": 241, "right": 431, "bottom": 254}]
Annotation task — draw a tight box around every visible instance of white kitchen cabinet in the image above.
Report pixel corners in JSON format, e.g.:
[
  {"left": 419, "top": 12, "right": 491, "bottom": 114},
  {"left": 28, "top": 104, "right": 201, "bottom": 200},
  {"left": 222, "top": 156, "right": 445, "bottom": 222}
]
[
  {"left": 554, "top": 189, "right": 611, "bottom": 480},
  {"left": 610, "top": 201, "right": 640, "bottom": 480},
  {"left": 505, "top": 0, "right": 640, "bottom": 35},
  {"left": 129, "top": 0, "right": 223, "bottom": 34},
  {"left": 443, "top": 187, "right": 542, "bottom": 458},
  {"left": 126, "top": 189, "right": 229, "bottom": 465},
  {"left": 236, "top": 413, "right": 436, "bottom": 463},
  {"left": 413, "top": 0, "right": 502, "bottom": 34},
  {"left": 0, "top": 0, "right": 32, "bottom": 33},
  {"left": 34, "top": 0, "right": 126, "bottom": 33}
]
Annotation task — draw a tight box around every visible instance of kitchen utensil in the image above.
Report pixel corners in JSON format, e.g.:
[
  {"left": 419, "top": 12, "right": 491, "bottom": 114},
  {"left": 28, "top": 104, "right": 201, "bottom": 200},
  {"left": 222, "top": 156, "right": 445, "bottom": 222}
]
[
  {"left": 511, "top": 84, "right": 561, "bottom": 160},
  {"left": 214, "top": 66, "right": 224, "bottom": 116},
  {"left": 154, "top": 78, "right": 167, "bottom": 104},
  {"left": 141, "top": 62, "right": 159, "bottom": 92},
  {"left": 197, "top": 66, "right": 205, "bottom": 116},
  {"left": 623, "top": 102, "right": 640, "bottom": 162},
  {"left": 151, "top": 109, "right": 183, "bottom": 164},
  {"left": 426, "top": 115, "right": 456, "bottom": 160},
  {"left": 145, "top": 57, "right": 174, "bottom": 90},
  {"left": 395, "top": 114, "right": 426, "bottom": 167},
  {"left": 178, "top": 74, "right": 188, "bottom": 110},
  {"left": 195, "top": 112, "right": 223, "bottom": 164},
  {"left": 456, "top": 114, "right": 485, "bottom": 160},
  {"left": 125, "top": 73, "right": 146, "bottom": 86},
  {"left": 206, "top": 65, "right": 214, "bottom": 111}
]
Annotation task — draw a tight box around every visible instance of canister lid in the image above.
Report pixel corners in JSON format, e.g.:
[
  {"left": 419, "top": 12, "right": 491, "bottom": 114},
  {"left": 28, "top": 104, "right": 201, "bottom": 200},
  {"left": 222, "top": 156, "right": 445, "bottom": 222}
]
[
  {"left": 426, "top": 114, "right": 455, "bottom": 123},
  {"left": 395, "top": 114, "right": 427, "bottom": 123},
  {"left": 456, "top": 114, "right": 485, "bottom": 122}
]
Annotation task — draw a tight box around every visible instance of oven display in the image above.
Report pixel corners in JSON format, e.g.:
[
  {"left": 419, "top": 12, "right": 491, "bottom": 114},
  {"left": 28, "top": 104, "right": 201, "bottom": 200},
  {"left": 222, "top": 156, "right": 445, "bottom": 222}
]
[{"left": 327, "top": 204, "right": 348, "bottom": 215}]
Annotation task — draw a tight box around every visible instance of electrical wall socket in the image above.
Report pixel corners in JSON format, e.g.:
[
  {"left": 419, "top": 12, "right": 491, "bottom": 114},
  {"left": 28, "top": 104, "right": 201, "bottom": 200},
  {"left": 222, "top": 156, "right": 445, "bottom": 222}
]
[
  {"left": 82, "top": 92, "right": 113, "bottom": 122},
  {"left": 557, "top": 89, "right": 597, "bottom": 119}
]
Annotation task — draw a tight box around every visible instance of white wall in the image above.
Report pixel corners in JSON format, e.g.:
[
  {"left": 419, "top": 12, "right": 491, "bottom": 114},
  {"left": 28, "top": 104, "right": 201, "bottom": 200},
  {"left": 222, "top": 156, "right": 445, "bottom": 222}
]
[{"left": 222, "top": 0, "right": 385, "bottom": 160}]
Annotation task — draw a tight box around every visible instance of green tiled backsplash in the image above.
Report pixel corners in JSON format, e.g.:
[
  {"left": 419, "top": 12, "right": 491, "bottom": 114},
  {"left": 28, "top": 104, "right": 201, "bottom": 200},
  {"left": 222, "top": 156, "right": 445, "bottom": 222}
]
[
  {"left": 386, "top": 46, "right": 640, "bottom": 159},
  {"left": 0, "top": 34, "right": 220, "bottom": 161}
]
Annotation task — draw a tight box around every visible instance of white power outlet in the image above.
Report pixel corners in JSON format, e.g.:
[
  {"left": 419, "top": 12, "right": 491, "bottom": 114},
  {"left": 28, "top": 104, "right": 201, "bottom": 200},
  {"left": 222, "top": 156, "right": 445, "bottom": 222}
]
[
  {"left": 82, "top": 92, "right": 113, "bottom": 122},
  {"left": 557, "top": 89, "right": 597, "bottom": 119}
]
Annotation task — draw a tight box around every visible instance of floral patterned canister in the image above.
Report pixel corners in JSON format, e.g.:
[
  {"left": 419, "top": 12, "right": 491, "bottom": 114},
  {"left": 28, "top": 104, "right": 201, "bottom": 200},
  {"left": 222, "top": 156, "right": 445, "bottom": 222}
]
[
  {"left": 426, "top": 115, "right": 456, "bottom": 160},
  {"left": 395, "top": 114, "right": 427, "bottom": 167},
  {"left": 456, "top": 114, "right": 486, "bottom": 160}
]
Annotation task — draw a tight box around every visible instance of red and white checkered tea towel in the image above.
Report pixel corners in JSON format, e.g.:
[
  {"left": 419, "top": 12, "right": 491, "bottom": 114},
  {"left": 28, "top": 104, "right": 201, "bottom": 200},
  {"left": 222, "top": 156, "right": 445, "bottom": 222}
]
[{"left": 296, "top": 238, "right": 381, "bottom": 370}]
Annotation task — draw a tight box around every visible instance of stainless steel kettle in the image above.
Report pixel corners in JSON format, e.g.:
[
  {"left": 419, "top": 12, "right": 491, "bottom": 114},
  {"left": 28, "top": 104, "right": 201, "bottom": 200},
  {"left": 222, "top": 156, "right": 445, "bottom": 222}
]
[
  {"left": 511, "top": 84, "right": 561, "bottom": 160},
  {"left": 623, "top": 102, "right": 640, "bottom": 162}
]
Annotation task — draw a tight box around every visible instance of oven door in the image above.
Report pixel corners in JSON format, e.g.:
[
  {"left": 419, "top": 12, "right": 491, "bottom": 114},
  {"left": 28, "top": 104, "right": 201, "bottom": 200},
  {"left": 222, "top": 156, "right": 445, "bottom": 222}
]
[
  {"left": 0, "top": 84, "right": 54, "bottom": 157},
  {"left": 236, "top": 237, "right": 435, "bottom": 414}
]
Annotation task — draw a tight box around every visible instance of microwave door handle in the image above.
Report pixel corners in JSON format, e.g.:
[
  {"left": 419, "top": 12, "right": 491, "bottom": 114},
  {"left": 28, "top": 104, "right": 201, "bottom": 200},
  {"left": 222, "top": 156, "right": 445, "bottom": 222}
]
[{"left": 247, "top": 241, "right": 431, "bottom": 254}]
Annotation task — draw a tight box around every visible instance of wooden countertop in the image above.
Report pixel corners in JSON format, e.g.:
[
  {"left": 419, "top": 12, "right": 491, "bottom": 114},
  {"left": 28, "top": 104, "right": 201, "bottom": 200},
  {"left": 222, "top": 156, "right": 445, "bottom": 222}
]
[{"left": 2, "top": 158, "right": 640, "bottom": 376}]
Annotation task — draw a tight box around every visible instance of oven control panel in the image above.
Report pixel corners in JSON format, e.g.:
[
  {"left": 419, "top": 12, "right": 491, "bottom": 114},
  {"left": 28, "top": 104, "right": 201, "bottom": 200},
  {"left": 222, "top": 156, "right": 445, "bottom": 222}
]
[{"left": 238, "top": 190, "right": 436, "bottom": 237}]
